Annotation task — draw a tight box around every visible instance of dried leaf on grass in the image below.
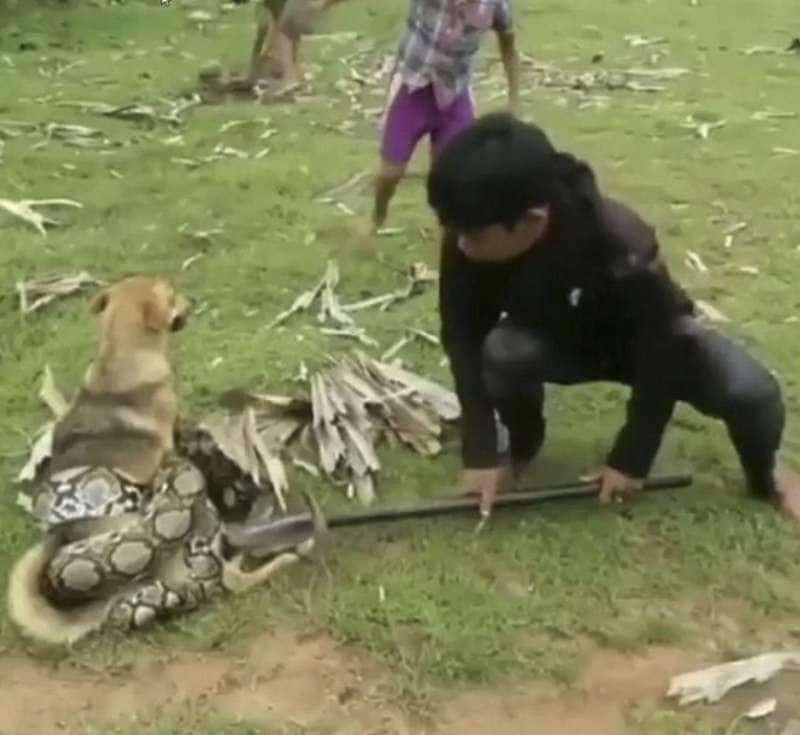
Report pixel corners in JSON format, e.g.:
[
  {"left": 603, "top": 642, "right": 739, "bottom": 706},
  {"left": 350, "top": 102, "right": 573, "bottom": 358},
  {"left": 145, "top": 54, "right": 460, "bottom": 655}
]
[
  {"left": 56, "top": 98, "right": 196, "bottom": 126},
  {"left": 772, "top": 147, "right": 800, "bottom": 156},
  {"left": 695, "top": 299, "right": 730, "bottom": 323},
  {"left": 752, "top": 110, "right": 797, "bottom": 121},
  {"left": 181, "top": 253, "right": 205, "bottom": 271},
  {"left": 38, "top": 365, "right": 69, "bottom": 418},
  {"left": 317, "top": 261, "right": 354, "bottom": 327},
  {"left": 268, "top": 260, "right": 437, "bottom": 334},
  {"left": 625, "top": 66, "right": 690, "bottom": 80},
  {"left": 187, "top": 10, "right": 214, "bottom": 22},
  {"left": 16, "top": 425, "right": 54, "bottom": 487},
  {"left": 342, "top": 262, "right": 438, "bottom": 314},
  {"left": 682, "top": 116, "right": 726, "bottom": 140},
  {"left": 377, "top": 227, "right": 406, "bottom": 237},
  {"left": 16, "top": 271, "right": 100, "bottom": 314},
  {"left": 342, "top": 293, "right": 397, "bottom": 313},
  {"left": 743, "top": 698, "right": 777, "bottom": 719},
  {"left": 313, "top": 169, "right": 371, "bottom": 202},
  {"left": 16, "top": 366, "right": 70, "bottom": 487},
  {"left": 684, "top": 250, "right": 709, "bottom": 273},
  {"left": 380, "top": 328, "right": 440, "bottom": 361},
  {"left": 381, "top": 335, "right": 411, "bottom": 361},
  {"left": 320, "top": 326, "right": 379, "bottom": 348},
  {"left": 40, "top": 122, "right": 110, "bottom": 149},
  {"left": 741, "top": 45, "right": 791, "bottom": 56},
  {"left": 724, "top": 697, "right": 778, "bottom": 735},
  {"left": 368, "top": 358, "right": 460, "bottom": 421},
  {"left": 266, "top": 271, "right": 327, "bottom": 329},
  {"left": 0, "top": 198, "right": 83, "bottom": 237},
  {"left": 624, "top": 34, "right": 668, "bottom": 47},
  {"left": 666, "top": 652, "right": 800, "bottom": 705}
]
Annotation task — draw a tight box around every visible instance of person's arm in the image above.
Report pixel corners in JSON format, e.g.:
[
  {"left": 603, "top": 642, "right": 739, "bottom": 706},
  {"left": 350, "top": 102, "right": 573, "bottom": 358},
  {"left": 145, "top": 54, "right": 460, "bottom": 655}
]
[
  {"left": 603, "top": 206, "right": 688, "bottom": 478},
  {"left": 493, "top": 1, "right": 520, "bottom": 110},
  {"left": 439, "top": 231, "right": 505, "bottom": 468}
]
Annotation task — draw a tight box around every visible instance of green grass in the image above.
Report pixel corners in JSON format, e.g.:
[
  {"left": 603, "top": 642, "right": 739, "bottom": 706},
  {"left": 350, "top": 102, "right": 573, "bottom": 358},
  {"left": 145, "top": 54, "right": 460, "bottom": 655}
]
[{"left": 2, "top": 0, "right": 800, "bottom": 723}]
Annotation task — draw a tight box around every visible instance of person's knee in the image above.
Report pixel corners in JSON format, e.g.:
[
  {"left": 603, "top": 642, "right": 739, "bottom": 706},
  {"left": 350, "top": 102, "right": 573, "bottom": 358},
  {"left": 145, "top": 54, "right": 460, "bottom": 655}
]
[
  {"left": 482, "top": 324, "right": 547, "bottom": 399},
  {"left": 378, "top": 161, "right": 405, "bottom": 184},
  {"left": 726, "top": 367, "right": 784, "bottom": 432}
]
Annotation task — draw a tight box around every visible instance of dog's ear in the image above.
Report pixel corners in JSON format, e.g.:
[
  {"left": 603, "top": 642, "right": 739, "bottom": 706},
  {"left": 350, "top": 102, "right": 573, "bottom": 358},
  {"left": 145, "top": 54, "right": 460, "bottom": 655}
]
[
  {"left": 141, "top": 295, "right": 172, "bottom": 332},
  {"left": 89, "top": 289, "right": 110, "bottom": 315}
]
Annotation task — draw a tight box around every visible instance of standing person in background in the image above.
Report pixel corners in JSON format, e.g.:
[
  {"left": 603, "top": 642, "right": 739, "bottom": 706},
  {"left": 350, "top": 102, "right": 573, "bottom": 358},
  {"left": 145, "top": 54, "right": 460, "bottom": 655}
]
[
  {"left": 361, "top": 0, "right": 520, "bottom": 246},
  {"left": 244, "top": 0, "right": 348, "bottom": 90}
]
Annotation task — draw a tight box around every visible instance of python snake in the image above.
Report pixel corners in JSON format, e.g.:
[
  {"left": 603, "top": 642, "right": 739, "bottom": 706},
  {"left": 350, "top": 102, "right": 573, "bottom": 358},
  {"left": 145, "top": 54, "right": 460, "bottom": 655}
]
[{"left": 18, "top": 428, "right": 313, "bottom": 639}]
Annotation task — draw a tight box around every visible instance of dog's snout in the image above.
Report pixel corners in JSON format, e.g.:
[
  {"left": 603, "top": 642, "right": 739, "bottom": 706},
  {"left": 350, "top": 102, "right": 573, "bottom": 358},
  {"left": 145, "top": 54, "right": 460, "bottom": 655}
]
[
  {"left": 170, "top": 295, "right": 192, "bottom": 332},
  {"left": 170, "top": 313, "right": 188, "bottom": 332}
]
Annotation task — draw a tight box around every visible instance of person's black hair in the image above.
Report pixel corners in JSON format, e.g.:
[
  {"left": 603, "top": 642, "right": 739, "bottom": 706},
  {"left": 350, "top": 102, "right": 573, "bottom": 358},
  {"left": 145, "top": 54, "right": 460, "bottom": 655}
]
[{"left": 427, "top": 113, "right": 600, "bottom": 234}]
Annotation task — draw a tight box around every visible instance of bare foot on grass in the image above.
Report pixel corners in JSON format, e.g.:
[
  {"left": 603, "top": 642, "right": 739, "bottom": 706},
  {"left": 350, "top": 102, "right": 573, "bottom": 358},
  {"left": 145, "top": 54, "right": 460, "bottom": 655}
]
[
  {"left": 775, "top": 467, "right": 800, "bottom": 521},
  {"left": 352, "top": 217, "right": 377, "bottom": 255}
]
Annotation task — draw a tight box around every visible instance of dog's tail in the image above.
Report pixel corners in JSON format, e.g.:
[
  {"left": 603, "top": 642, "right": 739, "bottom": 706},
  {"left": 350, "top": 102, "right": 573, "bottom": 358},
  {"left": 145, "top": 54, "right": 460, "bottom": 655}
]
[{"left": 7, "top": 538, "right": 110, "bottom": 647}]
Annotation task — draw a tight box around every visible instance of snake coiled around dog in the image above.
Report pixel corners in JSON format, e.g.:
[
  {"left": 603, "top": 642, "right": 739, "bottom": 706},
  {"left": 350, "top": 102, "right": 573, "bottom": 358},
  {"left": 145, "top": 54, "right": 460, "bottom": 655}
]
[
  {"left": 8, "top": 431, "right": 316, "bottom": 647},
  {"left": 7, "top": 276, "right": 319, "bottom": 647}
]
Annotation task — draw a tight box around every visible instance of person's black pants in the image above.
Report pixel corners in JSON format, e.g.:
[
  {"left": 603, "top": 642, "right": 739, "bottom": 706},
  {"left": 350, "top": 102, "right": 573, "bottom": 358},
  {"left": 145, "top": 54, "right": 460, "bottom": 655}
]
[{"left": 481, "top": 318, "right": 785, "bottom": 498}]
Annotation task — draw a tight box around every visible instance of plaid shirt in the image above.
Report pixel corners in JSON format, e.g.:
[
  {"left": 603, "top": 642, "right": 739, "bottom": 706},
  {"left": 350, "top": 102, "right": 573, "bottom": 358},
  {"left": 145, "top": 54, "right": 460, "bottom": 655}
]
[{"left": 395, "top": 0, "right": 513, "bottom": 110}]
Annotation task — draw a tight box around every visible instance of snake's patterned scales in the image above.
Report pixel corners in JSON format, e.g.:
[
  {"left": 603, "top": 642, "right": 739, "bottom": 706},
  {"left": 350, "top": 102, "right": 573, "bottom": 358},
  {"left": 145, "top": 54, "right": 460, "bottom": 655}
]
[{"left": 29, "top": 432, "right": 266, "bottom": 633}]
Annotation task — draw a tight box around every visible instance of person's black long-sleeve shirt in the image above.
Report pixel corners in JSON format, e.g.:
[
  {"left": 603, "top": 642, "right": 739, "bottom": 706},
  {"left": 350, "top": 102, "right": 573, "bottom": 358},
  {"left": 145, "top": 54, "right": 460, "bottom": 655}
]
[{"left": 439, "top": 195, "right": 695, "bottom": 478}]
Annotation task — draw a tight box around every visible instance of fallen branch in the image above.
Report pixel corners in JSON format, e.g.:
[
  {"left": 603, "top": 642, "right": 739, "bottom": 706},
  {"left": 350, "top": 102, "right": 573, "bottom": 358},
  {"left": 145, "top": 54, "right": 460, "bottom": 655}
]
[
  {"left": 0, "top": 198, "right": 83, "bottom": 237},
  {"left": 16, "top": 271, "right": 101, "bottom": 314}
]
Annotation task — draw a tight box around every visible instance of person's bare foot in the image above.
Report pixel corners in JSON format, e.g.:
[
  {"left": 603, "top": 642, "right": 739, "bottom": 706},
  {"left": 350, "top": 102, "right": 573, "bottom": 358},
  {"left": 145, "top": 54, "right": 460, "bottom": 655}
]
[
  {"left": 774, "top": 467, "right": 800, "bottom": 521},
  {"left": 352, "top": 217, "right": 377, "bottom": 255}
]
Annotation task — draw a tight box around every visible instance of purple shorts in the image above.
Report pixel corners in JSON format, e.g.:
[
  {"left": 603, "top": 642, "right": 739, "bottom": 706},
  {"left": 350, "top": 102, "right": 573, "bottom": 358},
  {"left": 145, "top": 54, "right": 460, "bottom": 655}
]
[{"left": 380, "top": 83, "right": 475, "bottom": 166}]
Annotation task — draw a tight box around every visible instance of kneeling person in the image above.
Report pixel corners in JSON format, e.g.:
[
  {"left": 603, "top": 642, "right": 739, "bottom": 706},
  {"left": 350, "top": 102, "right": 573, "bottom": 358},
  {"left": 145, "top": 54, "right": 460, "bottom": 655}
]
[{"left": 427, "top": 112, "right": 800, "bottom": 520}]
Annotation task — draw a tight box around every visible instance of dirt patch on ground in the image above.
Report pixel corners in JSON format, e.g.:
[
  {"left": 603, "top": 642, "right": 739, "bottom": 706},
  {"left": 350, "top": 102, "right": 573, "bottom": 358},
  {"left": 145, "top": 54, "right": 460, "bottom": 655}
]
[
  {"left": 0, "top": 629, "right": 408, "bottom": 735},
  {"left": 1, "top": 633, "right": 792, "bottom": 735},
  {"left": 435, "top": 647, "right": 702, "bottom": 735}
]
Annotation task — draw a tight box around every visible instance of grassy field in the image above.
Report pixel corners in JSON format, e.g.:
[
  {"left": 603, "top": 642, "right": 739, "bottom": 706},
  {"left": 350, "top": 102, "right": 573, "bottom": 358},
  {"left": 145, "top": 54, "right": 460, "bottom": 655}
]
[{"left": 1, "top": 0, "right": 800, "bottom": 732}]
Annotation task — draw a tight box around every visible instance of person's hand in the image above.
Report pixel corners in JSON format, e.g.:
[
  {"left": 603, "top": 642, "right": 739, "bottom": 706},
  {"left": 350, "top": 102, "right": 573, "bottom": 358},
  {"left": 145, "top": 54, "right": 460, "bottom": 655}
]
[
  {"left": 582, "top": 466, "right": 643, "bottom": 503},
  {"left": 461, "top": 466, "right": 513, "bottom": 517}
]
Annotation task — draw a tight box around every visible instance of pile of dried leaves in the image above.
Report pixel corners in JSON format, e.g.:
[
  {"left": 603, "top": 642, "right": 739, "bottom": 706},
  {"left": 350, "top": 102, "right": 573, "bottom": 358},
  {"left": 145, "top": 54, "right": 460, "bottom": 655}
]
[
  {"left": 16, "top": 353, "right": 459, "bottom": 512},
  {"left": 196, "top": 351, "right": 459, "bottom": 507}
]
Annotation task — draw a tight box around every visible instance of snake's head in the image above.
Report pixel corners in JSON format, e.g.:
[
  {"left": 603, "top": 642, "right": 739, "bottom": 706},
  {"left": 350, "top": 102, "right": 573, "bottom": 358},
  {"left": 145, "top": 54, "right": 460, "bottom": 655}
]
[
  {"left": 221, "top": 489, "right": 327, "bottom": 570},
  {"left": 219, "top": 490, "right": 327, "bottom": 593}
]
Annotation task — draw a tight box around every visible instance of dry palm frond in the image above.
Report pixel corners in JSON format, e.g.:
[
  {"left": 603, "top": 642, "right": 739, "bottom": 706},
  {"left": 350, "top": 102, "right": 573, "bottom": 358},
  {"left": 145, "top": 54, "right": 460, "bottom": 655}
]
[
  {"left": 15, "top": 367, "right": 71, "bottom": 506},
  {"left": 317, "top": 261, "right": 353, "bottom": 327},
  {"left": 267, "top": 259, "right": 437, "bottom": 340},
  {"left": 16, "top": 271, "right": 101, "bottom": 314},
  {"left": 0, "top": 198, "right": 83, "bottom": 237},
  {"left": 194, "top": 353, "right": 459, "bottom": 506}
]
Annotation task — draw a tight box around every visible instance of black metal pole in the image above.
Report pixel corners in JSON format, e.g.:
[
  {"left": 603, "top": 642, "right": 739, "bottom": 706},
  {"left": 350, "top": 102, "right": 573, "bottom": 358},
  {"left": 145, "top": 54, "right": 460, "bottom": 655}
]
[
  {"left": 224, "top": 474, "right": 694, "bottom": 551},
  {"left": 324, "top": 473, "right": 693, "bottom": 529}
]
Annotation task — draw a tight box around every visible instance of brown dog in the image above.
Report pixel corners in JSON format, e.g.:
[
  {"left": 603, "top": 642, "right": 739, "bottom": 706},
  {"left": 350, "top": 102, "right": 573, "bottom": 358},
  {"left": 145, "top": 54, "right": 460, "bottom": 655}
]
[
  {"left": 48, "top": 276, "right": 191, "bottom": 486},
  {"left": 9, "top": 276, "right": 323, "bottom": 647}
]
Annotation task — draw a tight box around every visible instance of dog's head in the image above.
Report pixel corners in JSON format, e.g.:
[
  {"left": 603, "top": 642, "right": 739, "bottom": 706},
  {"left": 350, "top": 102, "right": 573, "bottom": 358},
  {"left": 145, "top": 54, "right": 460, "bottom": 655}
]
[{"left": 90, "top": 277, "right": 191, "bottom": 336}]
